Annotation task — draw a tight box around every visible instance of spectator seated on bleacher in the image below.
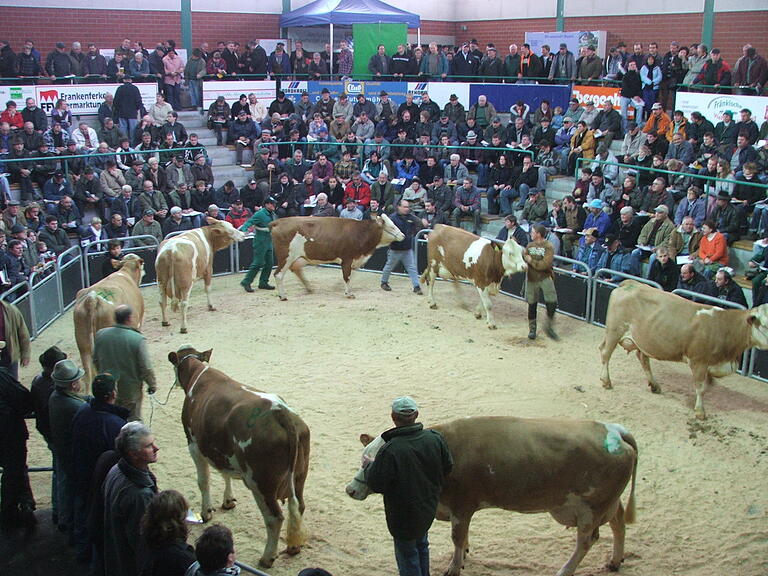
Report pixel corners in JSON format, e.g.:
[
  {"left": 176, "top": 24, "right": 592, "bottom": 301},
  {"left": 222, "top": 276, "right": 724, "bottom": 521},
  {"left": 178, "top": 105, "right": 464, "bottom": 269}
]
[
  {"left": 692, "top": 219, "right": 729, "bottom": 278},
  {"left": 628, "top": 204, "right": 674, "bottom": 276},
  {"left": 647, "top": 246, "right": 679, "bottom": 291},
  {"left": 669, "top": 215, "right": 702, "bottom": 260},
  {"left": 710, "top": 190, "right": 741, "bottom": 244},
  {"left": 574, "top": 228, "right": 605, "bottom": 273},
  {"left": 596, "top": 234, "right": 631, "bottom": 280},
  {"left": 583, "top": 199, "right": 611, "bottom": 240},
  {"left": 705, "top": 266, "right": 747, "bottom": 307}
]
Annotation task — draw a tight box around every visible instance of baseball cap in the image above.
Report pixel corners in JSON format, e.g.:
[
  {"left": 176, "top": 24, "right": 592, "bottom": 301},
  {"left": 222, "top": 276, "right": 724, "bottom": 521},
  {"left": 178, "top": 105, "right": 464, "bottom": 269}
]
[
  {"left": 56, "top": 42, "right": 65, "bottom": 49},
  {"left": 651, "top": 103, "right": 662, "bottom": 110},
  {"left": 92, "top": 373, "right": 117, "bottom": 400},
  {"left": 391, "top": 396, "right": 418, "bottom": 416},
  {"left": 321, "top": 88, "right": 330, "bottom": 94},
  {"left": 449, "top": 94, "right": 458, "bottom": 101},
  {"left": 466, "top": 130, "right": 477, "bottom": 139},
  {"left": 654, "top": 204, "right": 669, "bottom": 213},
  {"left": 588, "top": 199, "right": 603, "bottom": 209},
  {"left": 143, "top": 208, "right": 155, "bottom": 216},
  {"left": 380, "top": 90, "right": 388, "bottom": 96},
  {"left": 264, "top": 196, "right": 277, "bottom": 205}
]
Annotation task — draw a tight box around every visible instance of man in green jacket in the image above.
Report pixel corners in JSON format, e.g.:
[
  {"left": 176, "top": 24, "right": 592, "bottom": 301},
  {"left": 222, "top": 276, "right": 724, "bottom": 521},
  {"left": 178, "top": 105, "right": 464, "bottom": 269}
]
[
  {"left": 239, "top": 196, "right": 277, "bottom": 292},
  {"left": 365, "top": 396, "right": 453, "bottom": 576},
  {"left": 0, "top": 299, "right": 31, "bottom": 380},
  {"left": 93, "top": 305, "right": 156, "bottom": 421}
]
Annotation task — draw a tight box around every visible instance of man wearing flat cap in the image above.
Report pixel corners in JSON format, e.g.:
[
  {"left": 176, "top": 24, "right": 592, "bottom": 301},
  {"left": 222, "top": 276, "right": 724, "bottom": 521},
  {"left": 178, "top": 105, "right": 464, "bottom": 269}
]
[
  {"left": 48, "top": 359, "right": 88, "bottom": 536},
  {"left": 364, "top": 396, "right": 452, "bottom": 576}
]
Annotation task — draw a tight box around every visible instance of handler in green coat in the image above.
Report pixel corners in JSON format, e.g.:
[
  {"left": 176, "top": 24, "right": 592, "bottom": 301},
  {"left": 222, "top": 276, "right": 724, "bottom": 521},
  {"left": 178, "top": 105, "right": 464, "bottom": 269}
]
[{"left": 239, "top": 196, "right": 277, "bottom": 292}]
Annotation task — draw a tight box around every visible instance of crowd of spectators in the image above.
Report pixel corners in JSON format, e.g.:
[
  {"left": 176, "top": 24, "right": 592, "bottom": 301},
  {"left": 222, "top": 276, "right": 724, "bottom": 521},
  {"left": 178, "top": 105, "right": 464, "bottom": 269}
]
[{"left": 0, "top": 34, "right": 767, "bottom": 301}]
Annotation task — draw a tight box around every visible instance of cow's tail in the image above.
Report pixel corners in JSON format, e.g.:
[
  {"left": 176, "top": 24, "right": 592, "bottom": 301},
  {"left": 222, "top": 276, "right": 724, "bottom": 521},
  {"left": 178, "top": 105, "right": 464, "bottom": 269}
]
[
  {"left": 274, "top": 408, "right": 306, "bottom": 551},
  {"left": 621, "top": 430, "right": 638, "bottom": 524},
  {"left": 75, "top": 291, "right": 99, "bottom": 385},
  {"left": 163, "top": 252, "right": 181, "bottom": 312}
]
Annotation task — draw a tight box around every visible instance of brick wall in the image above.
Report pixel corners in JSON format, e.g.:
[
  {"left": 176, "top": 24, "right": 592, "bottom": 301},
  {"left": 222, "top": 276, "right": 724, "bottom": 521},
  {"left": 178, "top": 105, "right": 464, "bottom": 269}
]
[{"left": 0, "top": 8, "right": 765, "bottom": 66}]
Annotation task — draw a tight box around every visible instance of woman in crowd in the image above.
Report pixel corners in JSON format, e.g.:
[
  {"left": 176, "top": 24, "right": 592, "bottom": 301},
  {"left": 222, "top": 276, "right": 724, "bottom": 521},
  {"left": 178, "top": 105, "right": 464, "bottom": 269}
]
[
  {"left": 640, "top": 55, "right": 662, "bottom": 118},
  {"left": 139, "top": 490, "right": 196, "bottom": 576},
  {"left": 51, "top": 99, "right": 73, "bottom": 132},
  {"left": 695, "top": 219, "right": 729, "bottom": 277},
  {"left": 163, "top": 49, "right": 184, "bottom": 111}
]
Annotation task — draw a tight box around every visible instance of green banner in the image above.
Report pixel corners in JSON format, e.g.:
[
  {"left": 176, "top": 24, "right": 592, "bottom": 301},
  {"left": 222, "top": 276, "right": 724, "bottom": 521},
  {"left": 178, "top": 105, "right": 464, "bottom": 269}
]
[{"left": 352, "top": 23, "right": 407, "bottom": 78}]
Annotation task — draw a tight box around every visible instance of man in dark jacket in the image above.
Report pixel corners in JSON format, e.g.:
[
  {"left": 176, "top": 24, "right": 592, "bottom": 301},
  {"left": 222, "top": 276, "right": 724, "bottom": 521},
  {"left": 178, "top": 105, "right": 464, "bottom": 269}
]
[
  {"left": 380, "top": 200, "right": 424, "bottom": 294},
  {"left": 0, "top": 364, "right": 36, "bottom": 530},
  {"left": 365, "top": 396, "right": 452, "bottom": 576},
  {"left": 112, "top": 76, "right": 145, "bottom": 140},
  {"left": 70, "top": 373, "right": 129, "bottom": 562}
]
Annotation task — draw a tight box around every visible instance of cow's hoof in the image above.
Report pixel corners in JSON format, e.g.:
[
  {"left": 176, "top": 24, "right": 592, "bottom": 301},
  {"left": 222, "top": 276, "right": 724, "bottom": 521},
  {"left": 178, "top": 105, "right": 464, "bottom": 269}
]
[
  {"left": 180, "top": 327, "right": 188, "bottom": 334},
  {"left": 258, "top": 556, "right": 276, "bottom": 569},
  {"left": 221, "top": 499, "right": 236, "bottom": 510},
  {"left": 649, "top": 383, "right": 661, "bottom": 394},
  {"left": 429, "top": 303, "right": 437, "bottom": 310},
  {"left": 474, "top": 312, "right": 482, "bottom": 319},
  {"left": 601, "top": 380, "right": 613, "bottom": 390},
  {"left": 279, "top": 296, "right": 288, "bottom": 301},
  {"left": 201, "top": 510, "right": 213, "bottom": 523},
  {"left": 162, "top": 321, "right": 170, "bottom": 327},
  {"left": 488, "top": 324, "right": 497, "bottom": 330},
  {"left": 695, "top": 410, "right": 706, "bottom": 420},
  {"left": 285, "top": 545, "right": 301, "bottom": 556},
  {"left": 208, "top": 305, "right": 216, "bottom": 312},
  {"left": 346, "top": 294, "right": 356, "bottom": 299},
  {"left": 607, "top": 559, "right": 622, "bottom": 572}
]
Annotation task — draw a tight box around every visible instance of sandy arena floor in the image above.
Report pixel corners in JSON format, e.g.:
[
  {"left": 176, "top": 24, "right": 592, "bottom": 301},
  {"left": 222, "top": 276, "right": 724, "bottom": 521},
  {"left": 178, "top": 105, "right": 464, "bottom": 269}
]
[{"left": 18, "top": 267, "right": 768, "bottom": 576}]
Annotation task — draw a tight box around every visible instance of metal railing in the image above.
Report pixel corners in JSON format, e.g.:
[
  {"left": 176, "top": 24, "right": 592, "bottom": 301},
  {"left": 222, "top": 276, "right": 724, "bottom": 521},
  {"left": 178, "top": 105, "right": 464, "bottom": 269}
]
[{"left": 4, "top": 226, "right": 767, "bottom": 383}]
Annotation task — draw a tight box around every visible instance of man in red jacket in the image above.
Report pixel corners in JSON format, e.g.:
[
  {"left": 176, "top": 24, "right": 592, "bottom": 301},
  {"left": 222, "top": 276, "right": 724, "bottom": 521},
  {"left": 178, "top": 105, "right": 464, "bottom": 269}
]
[{"left": 344, "top": 171, "right": 371, "bottom": 210}]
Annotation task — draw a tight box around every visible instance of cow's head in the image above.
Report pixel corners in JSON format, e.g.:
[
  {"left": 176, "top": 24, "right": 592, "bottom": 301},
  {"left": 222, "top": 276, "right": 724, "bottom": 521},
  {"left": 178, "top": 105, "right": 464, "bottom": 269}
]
[
  {"left": 345, "top": 433, "right": 386, "bottom": 500},
  {"left": 748, "top": 305, "right": 768, "bottom": 349},
  {"left": 206, "top": 218, "right": 246, "bottom": 251},
  {"left": 377, "top": 214, "right": 405, "bottom": 245},
  {"left": 117, "top": 253, "right": 145, "bottom": 283},
  {"left": 501, "top": 237, "right": 527, "bottom": 276},
  {"left": 168, "top": 345, "right": 212, "bottom": 390}
]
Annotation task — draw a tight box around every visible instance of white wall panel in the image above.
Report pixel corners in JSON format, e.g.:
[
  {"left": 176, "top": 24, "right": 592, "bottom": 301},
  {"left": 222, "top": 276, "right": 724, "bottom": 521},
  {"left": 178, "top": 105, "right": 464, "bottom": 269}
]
[{"left": 564, "top": 0, "right": 703, "bottom": 17}]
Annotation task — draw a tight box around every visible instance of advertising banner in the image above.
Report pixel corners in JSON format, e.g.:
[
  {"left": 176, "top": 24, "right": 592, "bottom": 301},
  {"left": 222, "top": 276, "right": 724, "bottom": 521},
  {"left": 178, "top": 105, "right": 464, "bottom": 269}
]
[
  {"left": 202, "top": 80, "right": 276, "bottom": 110},
  {"left": 407, "top": 82, "right": 470, "bottom": 108},
  {"left": 474, "top": 83, "right": 571, "bottom": 115},
  {"left": 525, "top": 31, "right": 608, "bottom": 59},
  {"left": 289, "top": 80, "right": 409, "bottom": 107},
  {"left": 675, "top": 92, "right": 768, "bottom": 124},
  {"left": 0, "top": 83, "right": 157, "bottom": 117},
  {"left": 571, "top": 85, "right": 621, "bottom": 107}
]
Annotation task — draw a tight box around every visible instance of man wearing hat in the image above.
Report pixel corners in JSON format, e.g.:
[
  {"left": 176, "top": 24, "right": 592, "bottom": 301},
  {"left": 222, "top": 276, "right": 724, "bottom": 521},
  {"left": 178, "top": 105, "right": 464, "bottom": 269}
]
[
  {"left": 93, "top": 305, "right": 156, "bottom": 422},
  {"left": 70, "top": 372, "right": 129, "bottom": 560},
  {"left": 313, "top": 88, "right": 336, "bottom": 123},
  {"left": 642, "top": 103, "right": 671, "bottom": 138},
  {"left": 48, "top": 359, "right": 87, "bottom": 535},
  {"left": 0, "top": 348, "right": 35, "bottom": 529},
  {"left": 452, "top": 43, "right": 479, "bottom": 81},
  {"left": 332, "top": 92, "right": 354, "bottom": 124},
  {"left": 132, "top": 208, "right": 163, "bottom": 245},
  {"left": 477, "top": 45, "right": 502, "bottom": 80},
  {"left": 575, "top": 227, "right": 605, "bottom": 273},
  {"left": 442, "top": 93, "right": 466, "bottom": 125},
  {"left": 112, "top": 73, "right": 145, "bottom": 140},
  {"left": 364, "top": 396, "right": 452, "bottom": 576},
  {"left": 239, "top": 196, "right": 277, "bottom": 292},
  {"left": 583, "top": 198, "right": 612, "bottom": 239},
  {"left": 710, "top": 190, "right": 741, "bottom": 244},
  {"left": 45, "top": 41, "right": 76, "bottom": 80},
  {"left": 628, "top": 203, "right": 675, "bottom": 275},
  {"left": 267, "top": 88, "right": 295, "bottom": 118}
]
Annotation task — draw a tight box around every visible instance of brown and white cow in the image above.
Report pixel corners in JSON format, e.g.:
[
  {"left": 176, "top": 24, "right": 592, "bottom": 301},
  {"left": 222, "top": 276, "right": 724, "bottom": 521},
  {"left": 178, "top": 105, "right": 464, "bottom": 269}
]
[
  {"left": 156, "top": 219, "right": 245, "bottom": 333},
  {"left": 73, "top": 253, "right": 145, "bottom": 387},
  {"left": 271, "top": 215, "right": 404, "bottom": 300},
  {"left": 169, "top": 346, "right": 310, "bottom": 568},
  {"left": 600, "top": 280, "right": 768, "bottom": 419},
  {"left": 421, "top": 224, "right": 527, "bottom": 329},
  {"left": 347, "top": 416, "right": 638, "bottom": 576}
]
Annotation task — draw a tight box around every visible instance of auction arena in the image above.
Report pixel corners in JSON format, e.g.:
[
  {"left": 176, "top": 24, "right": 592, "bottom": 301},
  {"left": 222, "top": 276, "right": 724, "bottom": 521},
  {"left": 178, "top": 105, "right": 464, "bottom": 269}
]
[{"left": 21, "top": 268, "right": 768, "bottom": 576}]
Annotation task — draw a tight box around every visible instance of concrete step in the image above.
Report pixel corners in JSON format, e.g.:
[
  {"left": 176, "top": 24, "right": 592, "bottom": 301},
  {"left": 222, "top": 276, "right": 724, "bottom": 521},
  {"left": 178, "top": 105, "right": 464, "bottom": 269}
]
[{"left": 544, "top": 175, "right": 575, "bottom": 202}]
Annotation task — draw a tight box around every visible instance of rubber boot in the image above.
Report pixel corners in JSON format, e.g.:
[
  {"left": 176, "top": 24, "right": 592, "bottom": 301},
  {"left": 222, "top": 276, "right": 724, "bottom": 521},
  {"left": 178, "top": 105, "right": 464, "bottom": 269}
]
[
  {"left": 545, "top": 301, "right": 559, "bottom": 341},
  {"left": 527, "top": 303, "right": 537, "bottom": 340}
]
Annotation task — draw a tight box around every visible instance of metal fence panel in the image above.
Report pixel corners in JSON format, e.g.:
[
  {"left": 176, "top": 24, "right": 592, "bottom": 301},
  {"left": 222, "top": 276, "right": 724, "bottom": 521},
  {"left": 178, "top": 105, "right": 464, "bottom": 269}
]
[
  {"left": 213, "top": 245, "right": 234, "bottom": 276},
  {"left": 57, "top": 247, "right": 84, "bottom": 311},
  {"left": 748, "top": 350, "right": 768, "bottom": 382},
  {"left": 124, "top": 245, "right": 159, "bottom": 286},
  {"left": 238, "top": 240, "right": 254, "bottom": 272},
  {"left": 590, "top": 270, "right": 662, "bottom": 327},
  {"left": 360, "top": 246, "right": 390, "bottom": 272},
  {"left": 31, "top": 273, "right": 61, "bottom": 333}
]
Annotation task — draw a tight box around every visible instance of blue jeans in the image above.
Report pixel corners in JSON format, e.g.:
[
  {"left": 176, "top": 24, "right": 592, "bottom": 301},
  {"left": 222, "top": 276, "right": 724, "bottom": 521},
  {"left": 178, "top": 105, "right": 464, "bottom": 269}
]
[
  {"left": 187, "top": 79, "right": 200, "bottom": 108},
  {"left": 119, "top": 118, "right": 138, "bottom": 141},
  {"left": 382, "top": 249, "right": 420, "bottom": 288},
  {"left": 394, "top": 534, "right": 430, "bottom": 576},
  {"left": 499, "top": 183, "right": 531, "bottom": 215},
  {"left": 166, "top": 82, "right": 181, "bottom": 110},
  {"left": 620, "top": 96, "right": 644, "bottom": 130}
]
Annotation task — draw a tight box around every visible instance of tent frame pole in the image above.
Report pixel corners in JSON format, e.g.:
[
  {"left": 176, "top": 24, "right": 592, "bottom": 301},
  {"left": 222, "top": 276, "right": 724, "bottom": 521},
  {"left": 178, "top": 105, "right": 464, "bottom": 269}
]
[
  {"left": 330, "top": 22, "right": 334, "bottom": 79},
  {"left": 417, "top": 27, "right": 421, "bottom": 48}
]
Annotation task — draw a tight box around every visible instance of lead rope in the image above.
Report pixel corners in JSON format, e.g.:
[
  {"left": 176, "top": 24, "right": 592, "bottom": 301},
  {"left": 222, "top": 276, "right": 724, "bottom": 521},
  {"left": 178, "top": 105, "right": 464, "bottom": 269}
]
[{"left": 147, "top": 357, "right": 208, "bottom": 427}]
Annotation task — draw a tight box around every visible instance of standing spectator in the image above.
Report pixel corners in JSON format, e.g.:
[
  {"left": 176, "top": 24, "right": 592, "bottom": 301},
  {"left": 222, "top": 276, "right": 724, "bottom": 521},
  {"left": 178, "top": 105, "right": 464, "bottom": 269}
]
[
  {"left": 163, "top": 50, "right": 184, "bottom": 111},
  {"left": 0, "top": 299, "right": 30, "bottom": 380},
  {"left": 103, "top": 422, "right": 160, "bottom": 576},
  {"left": 549, "top": 43, "right": 576, "bottom": 81},
  {"left": 577, "top": 45, "right": 602, "bottom": 83},
  {"left": 29, "top": 346, "right": 67, "bottom": 526},
  {"left": 0, "top": 361, "right": 35, "bottom": 531},
  {"left": 93, "top": 305, "right": 157, "bottom": 420},
  {"left": 337, "top": 40, "right": 353, "bottom": 79},
  {"left": 71, "top": 373, "right": 129, "bottom": 563},
  {"left": 113, "top": 76, "right": 146, "bottom": 140},
  {"left": 420, "top": 43, "right": 448, "bottom": 81},
  {"left": 48, "top": 359, "right": 88, "bottom": 537},
  {"left": 733, "top": 45, "right": 768, "bottom": 95},
  {"left": 640, "top": 56, "right": 662, "bottom": 115},
  {"left": 524, "top": 224, "right": 559, "bottom": 340},
  {"left": 15, "top": 42, "right": 41, "bottom": 78},
  {"left": 694, "top": 49, "right": 732, "bottom": 90},
  {"left": 0, "top": 40, "right": 16, "bottom": 79},
  {"left": 620, "top": 61, "right": 644, "bottom": 130},
  {"left": 368, "top": 44, "right": 391, "bottom": 79},
  {"left": 267, "top": 42, "right": 291, "bottom": 78},
  {"left": 478, "top": 45, "right": 503, "bottom": 80},
  {"left": 184, "top": 49, "right": 207, "bottom": 109},
  {"left": 365, "top": 396, "right": 452, "bottom": 576},
  {"left": 83, "top": 43, "right": 108, "bottom": 79},
  {"left": 45, "top": 42, "right": 75, "bottom": 80},
  {"left": 380, "top": 200, "right": 423, "bottom": 293},
  {"left": 140, "top": 490, "right": 196, "bottom": 576}
]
